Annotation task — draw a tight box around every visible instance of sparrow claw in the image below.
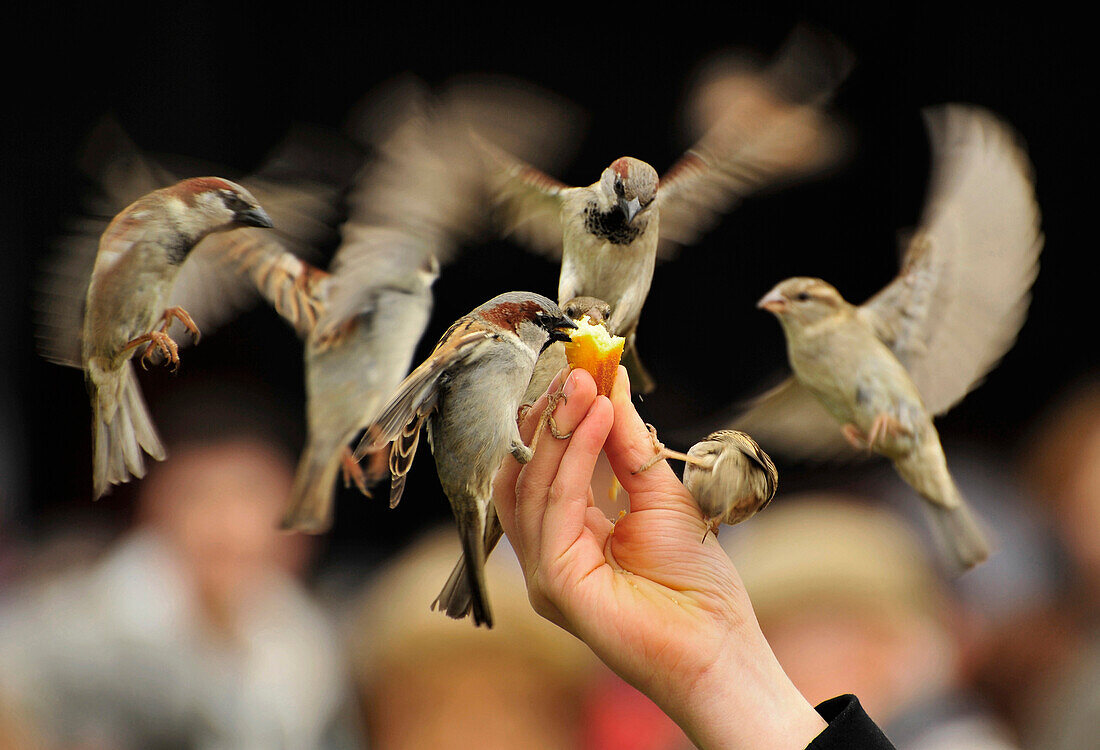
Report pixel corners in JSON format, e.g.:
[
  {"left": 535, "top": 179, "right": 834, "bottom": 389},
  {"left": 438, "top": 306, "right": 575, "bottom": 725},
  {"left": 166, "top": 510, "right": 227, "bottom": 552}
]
[
  {"left": 516, "top": 403, "right": 533, "bottom": 426},
  {"left": 841, "top": 423, "right": 869, "bottom": 451},
  {"left": 511, "top": 441, "right": 534, "bottom": 465},
  {"left": 866, "top": 413, "right": 908, "bottom": 451},
  {"left": 340, "top": 447, "right": 371, "bottom": 497},
  {"left": 123, "top": 330, "right": 180, "bottom": 371},
  {"left": 608, "top": 509, "right": 628, "bottom": 536},
  {"left": 546, "top": 391, "right": 572, "bottom": 440},
  {"left": 701, "top": 519, "right": 720, "bottom": 544},
  {"left": 160, "top": 306, "right": 201, "bottom": 344},
  {"left": 632, "top": 423, "right": 667, "bottom": 474}
]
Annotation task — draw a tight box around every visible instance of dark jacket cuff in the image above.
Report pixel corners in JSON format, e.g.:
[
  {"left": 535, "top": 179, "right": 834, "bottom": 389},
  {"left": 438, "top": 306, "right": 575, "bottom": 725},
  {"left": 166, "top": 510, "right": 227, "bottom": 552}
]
[{"left": 806, "top": 695, "right": 896, "bottom": 749}]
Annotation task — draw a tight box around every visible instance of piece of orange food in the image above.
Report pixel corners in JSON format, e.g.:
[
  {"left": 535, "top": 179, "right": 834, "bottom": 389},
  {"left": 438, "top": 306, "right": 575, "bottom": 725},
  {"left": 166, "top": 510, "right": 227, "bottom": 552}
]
[{"left": 563, "top": 316, "right": 625, "bottom": 396}]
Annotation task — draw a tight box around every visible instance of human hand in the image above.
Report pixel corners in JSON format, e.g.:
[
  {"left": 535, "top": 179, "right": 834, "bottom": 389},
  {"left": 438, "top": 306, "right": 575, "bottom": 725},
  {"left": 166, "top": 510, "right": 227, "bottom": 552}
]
[{"left": 492, "top": 366, "right": 827, "bottom": 749}]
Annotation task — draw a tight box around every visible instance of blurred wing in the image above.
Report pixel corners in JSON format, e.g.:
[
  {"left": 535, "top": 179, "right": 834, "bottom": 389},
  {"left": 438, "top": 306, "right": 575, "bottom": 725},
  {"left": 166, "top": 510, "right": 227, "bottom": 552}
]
[
  {"left": 860, "top": 105, "right": 1043, "bottom": 415},
  {"left": 479, "top": 139, "right": 570, "bottom": 259},
  {"left": 218, "top": 232, "right": 332, "bottom": 338},
  {"left": 35, "top": 121, "right": 176, "bottom": 368},
  {"left": 162, "top": 134, "right": 351, "bottom": 342},
  {"left": 355, "top": 324, "right": 490, "bottom": 454},
  {"left": 345, "top": 75, "right": 583, "bottom": 264},
  {"left": 731, "top": 377, "right": 854, "bottom": 461},
  {"left": 657, "top": 26, "right": 851, "bottom": 257}
]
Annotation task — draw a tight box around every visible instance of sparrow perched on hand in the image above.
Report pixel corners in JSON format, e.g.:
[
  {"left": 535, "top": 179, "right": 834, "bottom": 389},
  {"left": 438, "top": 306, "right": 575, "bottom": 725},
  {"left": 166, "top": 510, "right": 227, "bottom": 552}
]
[
  {"left": 77, "top": 178, "right": 273, "bottom": 499},
  {"left": 522, "top": 295, "right": 612, "bottom": 405},
  {"left": 481, "top": 26, "right": 850, "bottom": 393},
  {"left": 226, "top": 77, "right": 581, "bottom": 534},
  {"left": 635, "top": 428, "right": 778, "bottom": 538},
  {"left": 355, "top": 292, "right": 577, "bottom": 627},
  {"left": 736, "top": 105, "right": 1044, "bottom": 570}
]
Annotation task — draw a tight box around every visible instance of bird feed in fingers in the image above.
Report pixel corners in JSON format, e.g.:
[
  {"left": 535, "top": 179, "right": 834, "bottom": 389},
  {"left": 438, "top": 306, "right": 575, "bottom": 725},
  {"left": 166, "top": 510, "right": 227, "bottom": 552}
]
[{"left": 563, "top": 316, "right": 625, "bottom": 396}]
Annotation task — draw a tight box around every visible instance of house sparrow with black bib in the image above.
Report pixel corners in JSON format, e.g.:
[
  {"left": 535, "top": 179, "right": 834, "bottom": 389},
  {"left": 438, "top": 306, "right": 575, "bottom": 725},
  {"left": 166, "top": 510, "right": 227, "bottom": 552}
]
[
  {"left": 481, "top": 26, "right": 850, "bottom": 393},
  {"left": 735, "top": 105, "right": 1044, "bottom": 571},
  {"left": 355, "top": 291, "right": 577, "bottom": 627},
  {"left": 77, "top": 178, "right": 273, "bottom": 499},
  {"left": 635, "top": 428, "right": 778, "bottom": 538}
]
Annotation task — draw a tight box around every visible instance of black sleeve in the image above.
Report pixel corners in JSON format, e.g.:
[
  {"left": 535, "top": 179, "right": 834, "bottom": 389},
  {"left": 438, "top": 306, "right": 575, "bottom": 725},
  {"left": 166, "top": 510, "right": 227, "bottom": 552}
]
[{"left": 806, "top": 695, "right": 896, "bottom": 749}]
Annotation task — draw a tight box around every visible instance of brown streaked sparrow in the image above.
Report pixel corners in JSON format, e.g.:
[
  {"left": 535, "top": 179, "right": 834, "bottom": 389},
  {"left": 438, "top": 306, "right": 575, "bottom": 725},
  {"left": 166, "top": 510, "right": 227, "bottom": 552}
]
[
  {"left": 77, "top": 178, "right": 273, "bottom": 499},
  {"left": 734, "top": 105, "right": 1044, "bottom": 570},
  {"left": 635, "top": 428, "right": 778, "bottom": 538},
  {"left": 354, "top": 291, "right": 577, "bottom": 627}
]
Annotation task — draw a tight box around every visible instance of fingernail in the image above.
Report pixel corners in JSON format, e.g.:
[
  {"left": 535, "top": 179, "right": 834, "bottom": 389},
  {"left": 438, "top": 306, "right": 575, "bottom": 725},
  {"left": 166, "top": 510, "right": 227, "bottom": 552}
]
[{"left": 563, "top": 371, "right": 578, "bottom": 399}]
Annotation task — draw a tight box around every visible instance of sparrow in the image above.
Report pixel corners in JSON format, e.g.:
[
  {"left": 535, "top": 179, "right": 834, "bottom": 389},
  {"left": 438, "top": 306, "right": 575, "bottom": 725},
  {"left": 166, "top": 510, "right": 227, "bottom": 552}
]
[
  {"left": 481, "top": 26, "right": 851, "bottom": 393},
  {"left": 36, "top": 119, "right": 355, "bottom": 501},
  {"left": 226, "top": 77, "right": 582, "bottom": 534},
  {"left": 522, "top": 295, "right": 612, "bottom": 406},
  {"left": 635, "top": 428, "right": 778, "bottom": 538},
  {"left": 354, "top": 291, "right": 577, "bottom": 627},
  {"left": 78, "top": 177, "right": 273, "bottom": 499},
  {"left": 733, "top": 105, "right": 1043, "bottom": 571}
]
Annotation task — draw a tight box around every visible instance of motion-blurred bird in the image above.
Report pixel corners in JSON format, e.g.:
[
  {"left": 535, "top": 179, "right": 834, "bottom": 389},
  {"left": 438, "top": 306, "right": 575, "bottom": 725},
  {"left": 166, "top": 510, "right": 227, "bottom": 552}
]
[
  {"left": 227, "top": 77, "right": 583, "bottom": 534},
  {"left": 355, "top": 292, "right": 577, "bottom": 627},
  {"left": 481, "top": 26, "right": 851, "bottom": 393},
  {"left": 78, "top": 178, "right": 273, "bottom": 499},
  {"left": 36, "top": 119, "right": 353, "bottom": 500},
  {"left": 635, "top": 428, "right": 778, "bottom": 538},
  {"left": 736, "top": 105, "right": 1044, "bottom": 569}
]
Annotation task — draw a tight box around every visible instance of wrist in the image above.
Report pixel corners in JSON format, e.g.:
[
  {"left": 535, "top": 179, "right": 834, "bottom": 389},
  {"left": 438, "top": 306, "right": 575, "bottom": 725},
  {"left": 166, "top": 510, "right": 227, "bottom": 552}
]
[{"left": 664, "top": 618, "right": 827, "bottom": 750}]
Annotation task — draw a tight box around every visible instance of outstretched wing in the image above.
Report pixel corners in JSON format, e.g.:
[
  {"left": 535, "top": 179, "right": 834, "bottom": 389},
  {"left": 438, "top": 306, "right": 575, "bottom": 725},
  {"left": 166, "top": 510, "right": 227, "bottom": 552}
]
[
  {"left": 860, "top": 104, "right": 1043, "bottom": 416},
  {"left": 656, "top": 25, "right": 852, "bottom": 258}
]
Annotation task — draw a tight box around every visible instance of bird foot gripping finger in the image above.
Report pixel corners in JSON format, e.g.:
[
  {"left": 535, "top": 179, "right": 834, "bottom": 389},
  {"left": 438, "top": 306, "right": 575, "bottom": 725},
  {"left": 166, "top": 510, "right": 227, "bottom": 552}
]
[
  {"left": 867, "top": 413, "right": 909, "bottom": 451},
  {"left": 701, "top": 519, "right": 720, "bottom": 544},
  {"left": 546, "top": 390, "right": 572, "bottom": 440},
  {"left": 123, "top": 330, "right": 180, "bottom": 371},
  {"left": 510, "top": 440, "right": 534, "bottom": 465},
  {"left": 161, "top": 306, "right": 201, "bottom": 344},
  {"left": 841, "top": 423, "right": 869, "bottom": 451},
  {"left": 340, "top": 447, "right": 371, "bottom": 497},
  {"left": 516, "top": 403, "right": 533, "bottom": 427},
  {"left": 632, "top": 423, "right": 667, "bottom": 474}
]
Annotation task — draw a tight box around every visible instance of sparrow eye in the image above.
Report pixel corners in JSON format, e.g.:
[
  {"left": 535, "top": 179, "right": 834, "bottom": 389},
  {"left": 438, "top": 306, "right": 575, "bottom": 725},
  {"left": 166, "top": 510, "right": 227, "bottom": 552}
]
[
  {"left": 795, "top": 292, "right": 812, "bottom": 302},
  {"left": 613, "top": 178, "right": 624, "bottom": 197},
  {"left": 220, "top": 190, "right": 250, "bottom": 213}
]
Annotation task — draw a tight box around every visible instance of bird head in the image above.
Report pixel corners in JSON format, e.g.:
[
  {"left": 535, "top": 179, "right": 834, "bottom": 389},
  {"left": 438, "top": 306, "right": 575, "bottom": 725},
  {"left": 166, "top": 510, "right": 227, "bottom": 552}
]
[
  {"left": 474, "top": 292, "right": 577, "bottom": 354},
  {"left": 167, "top": 177, "right": 274, "bottom": 237},
  {"left": 599, "top": 157, "right": 658, "bottom": 224},
  {"left": 562, "top": 295, "right": 613, "bottom": 329},
  {"left": 757, "top": 277, "right": 850, "bottom": 331}
]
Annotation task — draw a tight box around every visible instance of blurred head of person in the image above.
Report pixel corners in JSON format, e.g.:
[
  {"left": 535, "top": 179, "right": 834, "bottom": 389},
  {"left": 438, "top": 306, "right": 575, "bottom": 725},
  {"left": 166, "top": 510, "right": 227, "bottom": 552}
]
[
  {"left": 727, "top": 493, "right": 955, "bottom": 727},
  {"left": 347, "top": 528, "right": 598, "bottom": 750},
  {"left": 137, "top": 375, "right": 312, "bottom": 635},
  {"left": 1023, "top": 376, "right": 1100, "bottom": 600}
]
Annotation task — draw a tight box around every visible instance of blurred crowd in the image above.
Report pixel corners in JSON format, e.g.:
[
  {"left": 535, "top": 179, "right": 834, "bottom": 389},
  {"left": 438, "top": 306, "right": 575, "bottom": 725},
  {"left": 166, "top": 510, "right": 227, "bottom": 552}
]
[{"left": 0, "top": 370, "right": 1097, "bottom": 749}]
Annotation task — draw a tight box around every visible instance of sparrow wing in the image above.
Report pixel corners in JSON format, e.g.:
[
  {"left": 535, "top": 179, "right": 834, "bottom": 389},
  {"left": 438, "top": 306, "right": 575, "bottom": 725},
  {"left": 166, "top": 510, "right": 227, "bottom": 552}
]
[
  {"left": 479, "top": 138, "right": 571, "bottom": 259},
  {"left": 859, "top": 105, "right": 1043, "bottom": 416},
  {"left": 730, "top": 377, "right": 854, "bottom": 461},
  {"left": 36, "top": 120, "right": 349, "bottom": 364},
  {"left": 356, "top": 322, "right": 491, "bottom": 453},
  {"left": 656, "top": 26, "right": 851, "bottom": 258}
]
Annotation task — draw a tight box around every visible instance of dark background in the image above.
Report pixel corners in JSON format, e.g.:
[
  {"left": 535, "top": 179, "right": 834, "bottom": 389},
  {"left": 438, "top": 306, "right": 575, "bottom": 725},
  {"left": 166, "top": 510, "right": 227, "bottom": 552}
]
[{"left": 3, "top": 5, "right": 1087, "bottom": 568}]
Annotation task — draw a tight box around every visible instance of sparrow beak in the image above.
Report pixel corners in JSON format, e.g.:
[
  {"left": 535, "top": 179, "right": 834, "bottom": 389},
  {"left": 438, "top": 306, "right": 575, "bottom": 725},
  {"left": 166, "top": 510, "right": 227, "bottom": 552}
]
[
  {"left": 548, "top": 316, "right": 578, "bottom": 343},
  {"left": 234, "top": 205, "right": 275, "bottom": 229},
  {"left": 757, "top": 288, "right": 788, "bottom": 314},
  {"left": 618, "top": 196, "right": 642, "bottom": 224}
]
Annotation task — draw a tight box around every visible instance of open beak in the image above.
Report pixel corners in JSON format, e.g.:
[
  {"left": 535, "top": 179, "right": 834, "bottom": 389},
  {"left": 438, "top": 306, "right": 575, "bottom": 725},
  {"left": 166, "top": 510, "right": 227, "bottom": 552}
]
[
  {"left": 618, "top": 196, "right": 641, "bottom": 224},
  {"left": 757, "top": 288, "right": 788, "bottom": 314},
  {"left": 235, "top": 205, "right": 275, "bottom": 229}
]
